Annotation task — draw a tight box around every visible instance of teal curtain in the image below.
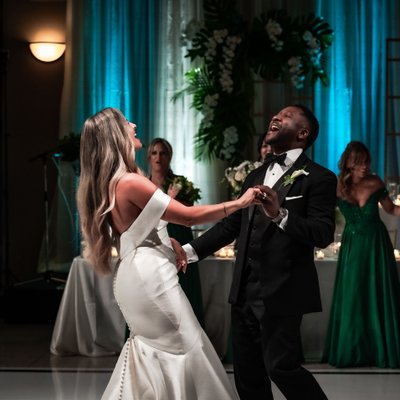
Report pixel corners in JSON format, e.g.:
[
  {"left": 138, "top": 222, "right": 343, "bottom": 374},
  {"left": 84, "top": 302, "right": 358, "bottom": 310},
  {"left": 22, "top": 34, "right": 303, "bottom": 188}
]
[
  {"left": 314, "top": 0, "right": 400, "bottom": 176},
  {"left": 43, "top": 0, "right": 161, "bottom": 272},
  {"left": 61, "top": 0, "right": 160, "bottom": 168}
]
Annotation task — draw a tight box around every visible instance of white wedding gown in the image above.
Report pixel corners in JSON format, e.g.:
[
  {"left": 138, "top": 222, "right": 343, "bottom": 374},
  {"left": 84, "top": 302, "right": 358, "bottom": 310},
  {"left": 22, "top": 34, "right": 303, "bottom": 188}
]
[{"left": 102, "top": 189, "right": 238, "bottom": 399}]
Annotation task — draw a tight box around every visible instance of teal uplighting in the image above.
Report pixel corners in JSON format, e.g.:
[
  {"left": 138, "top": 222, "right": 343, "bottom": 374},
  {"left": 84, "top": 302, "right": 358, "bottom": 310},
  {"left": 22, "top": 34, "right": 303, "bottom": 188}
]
[
  {"left": 314, "top": 0, "right": 399, "bottom": 176},
  {"left": 74, "top": 0, "right": 159, "bottom": 169}
]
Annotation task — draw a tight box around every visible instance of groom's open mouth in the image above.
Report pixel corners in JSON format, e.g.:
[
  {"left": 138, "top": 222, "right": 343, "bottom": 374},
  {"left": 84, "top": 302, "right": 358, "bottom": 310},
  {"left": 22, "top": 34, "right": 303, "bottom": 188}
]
[
  {"left": 266, "top": 122, "right": 281, "bottom": 137},
  {"left": 269, "top": 122, "right": 281, "bottom": 132}
]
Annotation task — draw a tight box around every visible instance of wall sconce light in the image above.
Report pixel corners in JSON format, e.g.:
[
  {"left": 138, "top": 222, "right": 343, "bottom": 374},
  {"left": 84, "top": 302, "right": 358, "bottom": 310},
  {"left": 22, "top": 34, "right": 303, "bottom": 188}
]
[{"left": 29, "top": 42, "right": 66, "bottom": 62}]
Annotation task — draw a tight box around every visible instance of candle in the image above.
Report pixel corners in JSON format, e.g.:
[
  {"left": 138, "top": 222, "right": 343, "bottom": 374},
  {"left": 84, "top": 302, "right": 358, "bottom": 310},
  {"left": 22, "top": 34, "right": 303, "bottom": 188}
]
[
  {"left": 394, "top": 249, "right": 400, "bottom": 260},
  {"left": 331, "top": 242, "right": 341, "bottom": 254},
  {"left": 316, "top": 250, "right": 325, "bottom": 260},
  {"left": 226, "top": 248, "right": 235, "bottom": 258},
  {"left": 215, "top": 248, "right": 227, "bottom": 257},
  {"left": 111, "top": 246, "right": 118, "bottom": 258}
]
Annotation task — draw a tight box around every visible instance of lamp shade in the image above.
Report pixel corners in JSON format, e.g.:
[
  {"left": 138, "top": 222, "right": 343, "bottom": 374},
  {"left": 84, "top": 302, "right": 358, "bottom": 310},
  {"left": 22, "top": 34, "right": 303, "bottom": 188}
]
[{"left": 29, "top": 42, "right": 66, "bottom": 62}]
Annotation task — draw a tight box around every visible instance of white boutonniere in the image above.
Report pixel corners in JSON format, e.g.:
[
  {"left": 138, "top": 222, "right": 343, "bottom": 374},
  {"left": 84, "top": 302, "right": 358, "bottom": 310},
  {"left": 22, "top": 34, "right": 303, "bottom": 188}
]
[{"left": 282, "top": 167, "right": 309, "bottom": 187}]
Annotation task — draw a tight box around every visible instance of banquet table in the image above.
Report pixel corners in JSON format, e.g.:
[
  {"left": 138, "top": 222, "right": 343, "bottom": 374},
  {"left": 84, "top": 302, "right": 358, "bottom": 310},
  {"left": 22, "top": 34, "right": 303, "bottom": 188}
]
[
  {"left": 379, "top": 208, "right": 400, "bottom": 249},
  {"left": 301, "top": 258, "right": 338, "bottom": 360},
  {"left": 50, "top": 255, "right": 400, "bottom": 361},
  {"left": 50, "top": 257, "right": 125, "bottom": 357},
  {"left": 50, "top": 256, "right": 234, "bottom": 358},
  {"left": 198, "top": 256, "right": 234, "bottom": 359}
]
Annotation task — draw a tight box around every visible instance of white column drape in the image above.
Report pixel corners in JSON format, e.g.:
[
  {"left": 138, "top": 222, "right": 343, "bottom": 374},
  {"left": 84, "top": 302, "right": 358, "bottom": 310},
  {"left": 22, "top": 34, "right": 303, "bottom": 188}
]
[{"left": 154, "top": 0, "right": 226, "bottom": 209}]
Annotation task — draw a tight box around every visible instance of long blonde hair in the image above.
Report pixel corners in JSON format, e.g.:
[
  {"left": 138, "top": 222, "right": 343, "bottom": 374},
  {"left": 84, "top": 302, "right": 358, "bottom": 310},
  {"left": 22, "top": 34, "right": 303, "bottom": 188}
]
[
  {"left": 77, "top": 107, "right": 140, "bottom": 274},
  {"left": 147, "top": 137, "right": 174, "bottom": 179}
]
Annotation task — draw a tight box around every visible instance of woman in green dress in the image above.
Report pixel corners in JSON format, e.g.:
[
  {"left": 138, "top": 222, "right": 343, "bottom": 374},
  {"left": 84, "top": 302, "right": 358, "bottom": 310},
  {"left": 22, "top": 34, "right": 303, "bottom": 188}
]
[
  {"left": 147, "top": 138, "right": 204, "bottom": 326},
  {"left": 323, "top": 141, "right": 400, "bottom": 367}
]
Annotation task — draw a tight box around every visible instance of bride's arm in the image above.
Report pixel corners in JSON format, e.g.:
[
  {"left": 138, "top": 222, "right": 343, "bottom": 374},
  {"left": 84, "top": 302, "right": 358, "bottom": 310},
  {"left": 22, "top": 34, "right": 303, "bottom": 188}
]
[
  {"left": 163, "top": 190, "right": 260, "bottom": 226},
  {"left": 119, "top": 173, "right": 262, "bottom": 227}
]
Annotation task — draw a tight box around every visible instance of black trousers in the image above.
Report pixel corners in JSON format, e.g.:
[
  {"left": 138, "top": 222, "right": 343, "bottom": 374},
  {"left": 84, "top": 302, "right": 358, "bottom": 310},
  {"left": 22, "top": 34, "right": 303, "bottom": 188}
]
[{"left": 231, "top": 299, "right": 328, "bottom": 400}]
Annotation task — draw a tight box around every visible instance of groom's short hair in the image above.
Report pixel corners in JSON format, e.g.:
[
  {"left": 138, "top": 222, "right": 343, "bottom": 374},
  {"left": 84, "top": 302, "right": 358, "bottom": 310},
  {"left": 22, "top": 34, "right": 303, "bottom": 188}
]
[{"left": 292, "top": 104, "right": 319, "bottom": 149}]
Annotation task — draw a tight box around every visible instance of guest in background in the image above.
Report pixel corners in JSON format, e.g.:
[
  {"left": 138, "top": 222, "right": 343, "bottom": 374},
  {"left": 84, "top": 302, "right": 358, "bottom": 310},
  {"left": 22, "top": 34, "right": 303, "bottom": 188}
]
[
  {"left": 323, "top": 140, "right": 400, "bottom": 368},
  {"left": 148, "top": 138, "right": 204, "bottom": 325},
  {"left": 257, "top": 132, "right": 272, "bottom": 162}
]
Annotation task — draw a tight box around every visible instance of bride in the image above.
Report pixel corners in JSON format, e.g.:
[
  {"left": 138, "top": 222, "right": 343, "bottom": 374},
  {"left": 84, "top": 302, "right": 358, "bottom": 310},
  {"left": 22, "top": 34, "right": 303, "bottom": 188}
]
[{"left": 76, "top": 107, "right": 262, "bottom": 399}]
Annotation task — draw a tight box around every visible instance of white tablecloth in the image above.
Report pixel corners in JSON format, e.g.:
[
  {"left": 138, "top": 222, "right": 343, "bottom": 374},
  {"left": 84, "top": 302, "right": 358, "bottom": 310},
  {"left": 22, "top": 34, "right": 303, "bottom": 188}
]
[
  {"left": 379, "top": 208, "right": 400, "bottom": 249},
  {"left": 301, "top": 259, "right": 337, "bottom": 360},
  {"left": 50, "top": 256, "right": 235, "bottom": 358},
  {"left": 50, "top": 256, "right": 400, "bottom": 361},
  {"left": 198, "top": 257, "right": 234, "bottom": 359},
  {"left": 50, "top": 257, "right": 125, "bottom": 356}
]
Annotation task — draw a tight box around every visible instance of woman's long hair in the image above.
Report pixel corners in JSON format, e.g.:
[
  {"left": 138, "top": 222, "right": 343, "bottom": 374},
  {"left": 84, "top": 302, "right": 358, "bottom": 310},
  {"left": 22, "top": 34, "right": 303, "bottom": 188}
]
[
  {"left": 77, "top": 108, "right": 139, "bottom": 274},
  {"left": 338, "top": 141, "right": 371, "bottom": 198}
]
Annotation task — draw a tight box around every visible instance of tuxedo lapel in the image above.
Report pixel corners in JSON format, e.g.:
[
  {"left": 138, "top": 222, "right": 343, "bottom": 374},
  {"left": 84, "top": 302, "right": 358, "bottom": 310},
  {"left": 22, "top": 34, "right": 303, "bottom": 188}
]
[{"left": 249, "top": 153, "right": 309, "bottom": 224}]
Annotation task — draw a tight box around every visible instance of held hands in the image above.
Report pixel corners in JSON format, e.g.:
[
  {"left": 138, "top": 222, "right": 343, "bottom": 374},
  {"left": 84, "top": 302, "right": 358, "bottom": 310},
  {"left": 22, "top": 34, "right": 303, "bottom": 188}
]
[
  {"left": 238, "top": 187, "right": 264, "bottom": 208},
  {"left": 254, "top": 185, "right": 280, "bottom": 218},
  {"left": 170, "top": 238, "right": 188, "bottom": 273}
]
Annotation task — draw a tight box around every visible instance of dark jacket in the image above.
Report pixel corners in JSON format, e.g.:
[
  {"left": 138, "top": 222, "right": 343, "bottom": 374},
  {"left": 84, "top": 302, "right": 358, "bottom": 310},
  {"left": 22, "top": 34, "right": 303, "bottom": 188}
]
[{"left": 190, "top": 153, "right": 337, "bottom": 316}]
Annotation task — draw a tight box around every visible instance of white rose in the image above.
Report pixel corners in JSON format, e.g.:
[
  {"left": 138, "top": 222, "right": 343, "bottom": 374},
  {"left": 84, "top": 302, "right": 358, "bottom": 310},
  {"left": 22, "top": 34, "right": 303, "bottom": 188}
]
[
  {"left": 234, "top": 171, "right": 245, "bottom": 181},
  {"left": 237, "top": 160, "right": 250, "bottom": 170}
]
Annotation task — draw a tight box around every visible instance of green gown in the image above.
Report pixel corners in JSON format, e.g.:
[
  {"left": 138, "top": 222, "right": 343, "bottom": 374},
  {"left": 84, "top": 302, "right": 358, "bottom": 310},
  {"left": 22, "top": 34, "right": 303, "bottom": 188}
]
[
  {"left": 323, "top": 188, "right": 400, "bottom": 367},
  {"left": 167, "top": 223, "right": 204, "bottom": 327}
]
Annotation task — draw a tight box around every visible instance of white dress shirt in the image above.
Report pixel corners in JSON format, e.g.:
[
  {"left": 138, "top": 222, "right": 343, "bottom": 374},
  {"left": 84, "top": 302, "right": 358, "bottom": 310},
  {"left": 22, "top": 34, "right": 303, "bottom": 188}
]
[{"left": 263, "top": 148, "right": 303, "bottom": 187}]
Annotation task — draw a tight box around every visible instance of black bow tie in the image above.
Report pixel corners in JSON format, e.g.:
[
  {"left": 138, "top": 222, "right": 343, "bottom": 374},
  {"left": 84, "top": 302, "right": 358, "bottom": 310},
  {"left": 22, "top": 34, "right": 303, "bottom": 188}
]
[{"left": 264, "top": 152, "right": 287, "bottom": 166}]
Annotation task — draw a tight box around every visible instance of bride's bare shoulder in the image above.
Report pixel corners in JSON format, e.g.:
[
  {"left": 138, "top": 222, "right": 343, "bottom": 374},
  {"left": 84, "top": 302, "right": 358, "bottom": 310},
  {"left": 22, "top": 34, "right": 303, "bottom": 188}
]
[
  {"left": 118, "top": 173, "right": 151, "bottom": 189},
  {"left": 117, "top": 173, "right": 158, "bottom": 204}
]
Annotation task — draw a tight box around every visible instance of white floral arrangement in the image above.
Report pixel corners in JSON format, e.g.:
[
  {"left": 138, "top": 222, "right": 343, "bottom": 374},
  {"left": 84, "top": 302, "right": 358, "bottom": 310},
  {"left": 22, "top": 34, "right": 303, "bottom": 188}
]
[
  {"left": 251, "top": 10, "right": 334, "bottom": 89},
  {"left": 266, "top": 18, "right": 284, "bottom": 51},
  {"left": 225, "top": 160, "right": 262, "bottom": 198},
  {"left": 174, "top": 2, "right": 334, "bottom": 164},
  {"left": 164, "top": 175, "right": 201, "bottom": 205},
  {"left": 220, "top": 126, "right": 239, "bottom": 160}
]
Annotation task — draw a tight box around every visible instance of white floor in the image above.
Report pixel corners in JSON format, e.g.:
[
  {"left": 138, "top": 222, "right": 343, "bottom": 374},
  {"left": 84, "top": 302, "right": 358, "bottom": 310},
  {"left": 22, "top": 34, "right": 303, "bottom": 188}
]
[
  {"left": 1, "top": 323, "right": 400, "bottom": 399},
  {"left": 1, "top": 370, "right": 400, "bottom": 400}
]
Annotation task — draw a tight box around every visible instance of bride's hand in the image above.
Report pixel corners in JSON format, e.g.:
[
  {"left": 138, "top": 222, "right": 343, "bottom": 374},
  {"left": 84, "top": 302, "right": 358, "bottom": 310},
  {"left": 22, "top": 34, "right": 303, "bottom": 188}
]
[
  {"left": 170, "top": 238, "right": 187, "bottom": 273},
  {"left": 238, "top": 187, "right": 263, "bottom": 207}
]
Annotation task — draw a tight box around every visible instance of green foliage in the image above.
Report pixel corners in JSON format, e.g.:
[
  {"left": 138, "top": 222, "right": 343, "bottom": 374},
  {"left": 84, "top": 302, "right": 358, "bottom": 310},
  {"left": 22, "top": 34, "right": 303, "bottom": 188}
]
[
  {"left": 249, "top": 11, "right": 334, "bottom": 88},
  {"left": 173, "top": 0, "right": 255, "bottom": 165},
  {"left": 163, "top": 175, "right": 202, "bottom": 205},
  {"left": 174, "top": 0, "right": 334, "bottom": 165}
]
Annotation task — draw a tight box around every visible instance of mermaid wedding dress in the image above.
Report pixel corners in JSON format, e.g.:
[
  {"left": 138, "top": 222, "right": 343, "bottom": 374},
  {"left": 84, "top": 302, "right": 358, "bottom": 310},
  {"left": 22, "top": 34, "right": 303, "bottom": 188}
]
[{"left": 102, "top": 189, "right": 238, "bottom": 399}]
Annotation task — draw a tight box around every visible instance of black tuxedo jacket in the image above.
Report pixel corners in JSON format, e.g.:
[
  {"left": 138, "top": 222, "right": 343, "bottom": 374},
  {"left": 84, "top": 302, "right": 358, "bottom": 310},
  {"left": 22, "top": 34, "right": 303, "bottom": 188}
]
[{"left": 190, "top": 153, "right": 337, "bottom": 316}]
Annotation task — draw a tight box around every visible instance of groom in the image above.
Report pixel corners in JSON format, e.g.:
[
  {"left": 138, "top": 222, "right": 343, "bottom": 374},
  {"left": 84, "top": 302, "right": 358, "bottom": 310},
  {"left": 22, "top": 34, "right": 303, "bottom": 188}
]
[{"left": 184, "top": 105, "right": 336, "bottom": 399}]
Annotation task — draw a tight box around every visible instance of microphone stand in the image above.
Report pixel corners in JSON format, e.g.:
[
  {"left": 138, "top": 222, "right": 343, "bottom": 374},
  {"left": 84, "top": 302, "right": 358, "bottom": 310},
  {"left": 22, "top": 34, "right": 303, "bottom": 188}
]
[{"left": 26, "top": 148, "right": 66, "bottom": 285}]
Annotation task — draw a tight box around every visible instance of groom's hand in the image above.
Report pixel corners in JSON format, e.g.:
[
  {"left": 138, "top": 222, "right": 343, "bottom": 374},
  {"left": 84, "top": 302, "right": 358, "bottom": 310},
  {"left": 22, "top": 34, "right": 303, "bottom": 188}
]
[
  {"left": 170, "top": 238, "right": 188, "bottom": 273},
  {"left": 254, "top": 185, "right": 280, "bottom": 219}
]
